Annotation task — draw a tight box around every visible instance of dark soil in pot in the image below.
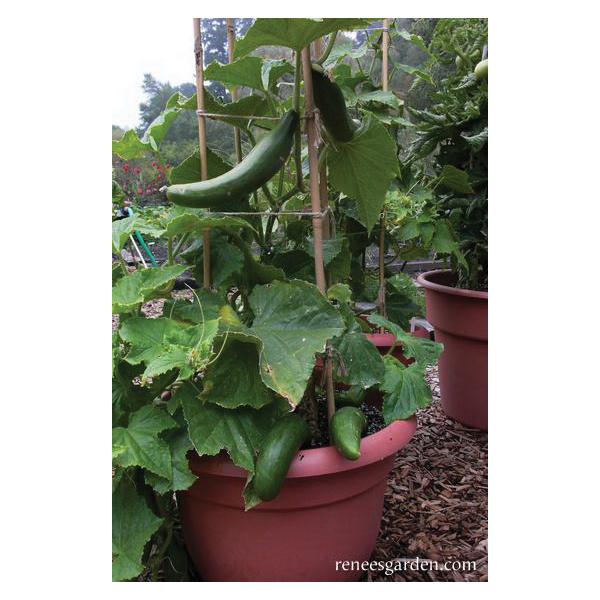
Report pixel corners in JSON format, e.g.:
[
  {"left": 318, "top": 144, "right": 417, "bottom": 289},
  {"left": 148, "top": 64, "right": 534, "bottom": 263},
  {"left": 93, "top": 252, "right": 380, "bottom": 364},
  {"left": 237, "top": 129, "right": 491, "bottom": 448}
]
[{"left": 307, "top": 390, "right": 385, "bottom": 449}]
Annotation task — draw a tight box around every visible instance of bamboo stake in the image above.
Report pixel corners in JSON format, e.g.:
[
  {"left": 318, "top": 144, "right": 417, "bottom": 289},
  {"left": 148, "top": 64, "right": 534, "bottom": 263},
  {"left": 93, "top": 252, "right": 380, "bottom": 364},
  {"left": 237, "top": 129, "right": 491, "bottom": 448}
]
[
  {"left": 302, "top": 46, "right": 335, "bottom": 421},
  {"left": 314, "top": 37, "right": 332, "bottom": 287},
  {"left": 193, "top": 18, "right": 211, "bottom": 289},
  {"left": 226, "top": 18, "right": 242, "bottom": 164},
  {"left": 378, "top": 18, "right": 390, "bottom": 327},
  {"left": 301, "top": 47, "right": 326, "bottom": 294}
]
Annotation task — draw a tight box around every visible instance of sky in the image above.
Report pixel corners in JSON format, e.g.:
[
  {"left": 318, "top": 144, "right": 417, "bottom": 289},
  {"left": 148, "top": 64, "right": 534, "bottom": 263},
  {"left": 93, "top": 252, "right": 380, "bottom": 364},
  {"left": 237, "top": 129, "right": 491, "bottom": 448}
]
[{"left": 112, "top": 16, "right": 200, "bottom": 129}]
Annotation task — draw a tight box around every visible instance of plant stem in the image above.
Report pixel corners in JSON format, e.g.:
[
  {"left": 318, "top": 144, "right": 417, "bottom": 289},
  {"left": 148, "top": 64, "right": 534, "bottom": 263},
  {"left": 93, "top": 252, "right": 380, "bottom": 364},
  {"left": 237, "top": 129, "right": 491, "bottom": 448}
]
[
  {"left": 173, "top": 232, "right": 189, "bottom": 257},
  {"left": 277, "top": 164, "right": 285, "bottom": 197},
  {"left": 316, "top": 145, "right": 329, "bottom": 173},
  {"left": 261, "top": 184, "right": 276, "bottom": 208},
  {"left": 325, "top": 350, "right": 335, "bottom": 421},
  {"left": 265, "top": 91, "right": 278, "bottom": 117},
  {"left": 245, "top": 129, "right": 256, "bottom": 147},
  {"left": 277, "top": 186, "right": 300, "bottom": 203},
  {"left": 315, "top": 31, "right": 337, "bottom": 66},
  {"left": 117, "top": 251, "right": 130, "bottom": 276},
  {"left": 368, "top": 51, "right": 378, "bottom": 77},
  {"left": 378, "top": 211, "right": 386, "bottom": 328},
  {"left": 356, "top": 57, "right": 365, "bottom": 75},
  {"left": 167, "top": 237, "right": 174, "bottom": 266}
]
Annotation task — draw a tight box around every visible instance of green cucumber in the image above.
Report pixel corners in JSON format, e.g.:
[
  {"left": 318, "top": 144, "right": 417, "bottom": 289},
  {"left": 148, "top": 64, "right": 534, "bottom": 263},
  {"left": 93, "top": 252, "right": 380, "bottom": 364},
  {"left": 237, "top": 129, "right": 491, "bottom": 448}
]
[
  {"left": 329, "top": 406, "right": 367, "bottom": 461},
  {"left": 335, "top": 386, "right": 367, "bottom": 408},
  {"left": 253, "top": 413, "right": 310, "bottom": 502},
  {"left": 166, "top": 110, "right": 299, "bottom": 209},
  {"left": 311, "top": 67, "right": 356, "bottom": 143}
]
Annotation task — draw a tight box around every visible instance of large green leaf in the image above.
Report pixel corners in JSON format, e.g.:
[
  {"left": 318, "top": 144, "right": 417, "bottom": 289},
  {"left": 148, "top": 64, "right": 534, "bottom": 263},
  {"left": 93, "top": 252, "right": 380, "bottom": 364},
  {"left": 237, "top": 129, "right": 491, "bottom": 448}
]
[
  {"left": 327, "top": 237, "right": 351, "bottom": 281},
  {"left": 181, "top": 92, "right": 271, "bottom": 131},
  {"left": 112, "top": 216, "right": 138, "bottom": 253},
  {"left": 112, "top": 130, "right": 151, "bottom": 160},
  {"left": 394, "top": 64, "right": 433, "bottom": 85},
  {"left": 368, "top": 313, "right": 442, "bottom": 366},
  {"left": 332, "top": 330, "right": 385, "bottom": 388},
  {"left": 328, "top": 117, "right": 399, "bottom": 233},
  {"left": 436, "top": 165, "right": 474, "bottom": 194},
  {"left": 192, "top": 236, "right": 245, "bottom": 289},
  {"left": 112, "top": 405, "right": 177, "bottom": 478},
  {"left": 322, "top": 39, "right": 368, "bottom": 70},
  {"left": 432, "top": 219, "right": 459, "bottom": 254},
  {"left": 112, "top": 477, "right": 163, "bottom": 581},
  {"left": 163, "top": 212, "right": 255, "bottom": 238},
  {"left": 119, "top": 316, "right": 219, "bottom": 380},
  {"left": 144, "top": 422, "right": 197, "bottom": 494},
  {"left": 234, "top": 18, "right": 372, "bottom": 57},
  {"left": 346, "top": 89, "right": 400, "bottom": 109},
  {"left": 461, "top": 127, "right": 488, "bottom": 152},
  {"left": 169, "top": 147, "right": 232, "bottom": 184},
  {"left": 112, "top": 265, "right": 187, "bottom": 314},
  {"left": 363, "top": 110, "right": 413, "bottom": 127},
  {"left": 163, "top": 288, "right": 225, "bottom": 326},
  {"left": 396, "top": 29, "right": 432, "bottom": 57},
  {"left": 327, "top": 282, "right": 352, "bottom": 305},
  {"left": 272, "top": 249, "right": 313, "bottom": 281},
  {"left": 112, "top": 361, "right": 152, "bottom": 427},
  {"left": 200, "top": 339, "right": 276, "bottom": 409},
  {"left": 179, "top": 383, "right": 286, "bottom": 472},
  {"left": 141, "top": 106, "right": 181, "bottom": 151},
  {"left": 239, "top": 280, "right": 345, "bottom": 406},
  {"left": 385, "top": 295, "right": 420, "bottom": 330},
  {"left": 381, "top": 356, "right": 433, "bottom": 424},
  {"left": 235, "top": 240, "right": 287, "bottom": 287},
  {"left": 205, "top": 57, "right": 293, "bottom": 92},
  {"left": 306, "top": 235, "right": 345, "bottom": 265}
]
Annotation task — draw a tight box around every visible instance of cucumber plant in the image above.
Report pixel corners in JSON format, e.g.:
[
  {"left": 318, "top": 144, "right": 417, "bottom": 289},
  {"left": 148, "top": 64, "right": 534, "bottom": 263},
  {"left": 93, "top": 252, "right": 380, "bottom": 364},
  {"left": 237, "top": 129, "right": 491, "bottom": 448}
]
[{"left": 112, "top": 17, "right": 445, "bottom": 582}]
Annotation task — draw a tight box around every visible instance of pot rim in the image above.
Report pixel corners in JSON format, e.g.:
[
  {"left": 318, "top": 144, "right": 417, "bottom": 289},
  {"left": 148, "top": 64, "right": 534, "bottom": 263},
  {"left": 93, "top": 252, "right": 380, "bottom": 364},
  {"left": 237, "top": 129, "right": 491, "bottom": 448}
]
[
  {"left": 187, "top": 416, "right": 417, "bottom": 479},
  {"left": 363, "top": 332, "right": 397, "bottom": 343},
  {"left": 417, "top": 269, "right": 488, "bottom": 300}
]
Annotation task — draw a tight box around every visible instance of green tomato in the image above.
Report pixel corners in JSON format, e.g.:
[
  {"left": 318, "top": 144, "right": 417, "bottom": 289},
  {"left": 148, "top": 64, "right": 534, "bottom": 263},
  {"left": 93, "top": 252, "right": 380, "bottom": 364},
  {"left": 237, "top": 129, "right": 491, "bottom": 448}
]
[{"left": 474, "top": 59, "right": 488, "bottom": 81}]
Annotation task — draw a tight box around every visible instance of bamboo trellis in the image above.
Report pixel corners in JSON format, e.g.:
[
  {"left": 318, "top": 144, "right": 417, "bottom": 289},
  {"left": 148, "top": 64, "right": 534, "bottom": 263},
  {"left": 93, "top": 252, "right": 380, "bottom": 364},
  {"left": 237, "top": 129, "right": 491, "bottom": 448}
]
[
  {"left": 190, "top": 19, "right": 337, "bottom": 418},
  {"left": 378, "top": 18, "right": 390, "bottom": 330},
  {"left": 192, "top": 19, "right": 211, "bottom": 289}
]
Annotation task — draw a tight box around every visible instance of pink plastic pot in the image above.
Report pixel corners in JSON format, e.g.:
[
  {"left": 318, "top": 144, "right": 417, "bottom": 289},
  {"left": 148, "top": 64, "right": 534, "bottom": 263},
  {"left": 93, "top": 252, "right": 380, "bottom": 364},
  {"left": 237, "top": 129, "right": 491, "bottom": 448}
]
[
  {"left": 417, "top": 270, "right": 488, "bottom": 430},
  {"left": 178, "top": 417, "right": 417, "bottom": 582}
]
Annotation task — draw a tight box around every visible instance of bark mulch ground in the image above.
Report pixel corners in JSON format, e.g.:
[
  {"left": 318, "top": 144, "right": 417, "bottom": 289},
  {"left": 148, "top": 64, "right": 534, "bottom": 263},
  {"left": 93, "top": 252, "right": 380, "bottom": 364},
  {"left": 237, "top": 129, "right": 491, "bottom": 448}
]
[{"left": 363, "top": 365, "right": 488, "bottom": 582}]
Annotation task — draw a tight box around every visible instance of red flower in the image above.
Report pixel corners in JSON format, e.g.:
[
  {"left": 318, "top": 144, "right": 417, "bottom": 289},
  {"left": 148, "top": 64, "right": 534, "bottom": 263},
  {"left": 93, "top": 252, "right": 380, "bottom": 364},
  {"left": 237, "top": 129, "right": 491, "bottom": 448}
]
[
  {"left": 134, "top": 167, "right": 141, "bottom": 175},
  {"left": 137, "top": 187, "right": 142, "bottom": 195},
  {"left": 123, "top": 164, "right": 129, "bottom": 173},
  {"left": 146, "top": 188, "right": 151, "bottom": 194},
  {"left": 151, "top": 161, "right": 156, "bottom": 166},
  {"left": 157, "top": 174, "right": 161, "bottom": 179}
]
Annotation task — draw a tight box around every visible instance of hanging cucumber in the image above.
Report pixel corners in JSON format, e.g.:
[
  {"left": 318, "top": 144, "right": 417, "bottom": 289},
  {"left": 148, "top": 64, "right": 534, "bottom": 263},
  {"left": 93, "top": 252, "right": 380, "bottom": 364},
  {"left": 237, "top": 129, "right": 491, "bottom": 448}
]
[
  {"left": 329, "top": 406, "right": 367, "bottom": 461},
  {"left": 166, "top": 110, "right": 299, "bottom": 209},
  {"left": 311, "top": 65, "right": 356, "bottom": 143},
  {"left": 335, "top": 386, "right": 367, "bottom": 408},
  {"left": 253, "top": 413, "right": 310, "bottom": 502}
]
